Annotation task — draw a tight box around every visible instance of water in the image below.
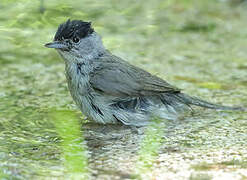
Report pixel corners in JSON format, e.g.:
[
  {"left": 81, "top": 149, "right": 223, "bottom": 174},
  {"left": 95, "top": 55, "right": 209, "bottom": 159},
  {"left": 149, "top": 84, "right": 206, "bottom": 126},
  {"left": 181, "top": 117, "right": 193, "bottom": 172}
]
[{"left": 0, "top": 0, "right": 247, "bottom": 179}]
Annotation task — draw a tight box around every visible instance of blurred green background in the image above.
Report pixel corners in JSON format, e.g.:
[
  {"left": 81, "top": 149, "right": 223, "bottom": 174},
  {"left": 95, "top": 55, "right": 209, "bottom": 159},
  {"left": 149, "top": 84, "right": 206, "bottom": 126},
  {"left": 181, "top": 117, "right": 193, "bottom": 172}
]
[{"left": 0, "top": 0, "right": 247, "bottom": 179}]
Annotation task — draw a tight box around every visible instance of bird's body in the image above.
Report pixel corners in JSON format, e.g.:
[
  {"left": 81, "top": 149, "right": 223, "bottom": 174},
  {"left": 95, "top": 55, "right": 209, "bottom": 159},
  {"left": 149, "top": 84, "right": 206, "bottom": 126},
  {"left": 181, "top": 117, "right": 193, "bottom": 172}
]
[
  {"left": 63, "top": 51, "right": 187, "bottom": 126},
  {"left": 45, "top": 19, "right": 243, "bottom": 126}
]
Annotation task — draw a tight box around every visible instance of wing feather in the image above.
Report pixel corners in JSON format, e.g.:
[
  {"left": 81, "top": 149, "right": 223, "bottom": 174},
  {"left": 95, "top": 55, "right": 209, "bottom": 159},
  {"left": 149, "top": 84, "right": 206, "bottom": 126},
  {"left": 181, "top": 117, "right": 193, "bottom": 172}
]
[{"left": 90, "top": 53, "right": 180, "bottom": 97}]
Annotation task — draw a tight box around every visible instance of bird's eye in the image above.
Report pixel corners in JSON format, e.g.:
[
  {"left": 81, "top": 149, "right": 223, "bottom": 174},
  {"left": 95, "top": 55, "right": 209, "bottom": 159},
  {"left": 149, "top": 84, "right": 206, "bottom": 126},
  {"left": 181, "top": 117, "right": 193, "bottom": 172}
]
[{"left": 72, "top": 37, "right": 80, "bottom": 43}]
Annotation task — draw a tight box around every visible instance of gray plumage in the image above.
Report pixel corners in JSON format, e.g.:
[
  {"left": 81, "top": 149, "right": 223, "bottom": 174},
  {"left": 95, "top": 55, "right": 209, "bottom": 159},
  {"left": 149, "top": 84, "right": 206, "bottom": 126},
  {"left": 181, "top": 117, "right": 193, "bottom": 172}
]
[{"left": 45, "top": 19, "right": 244, "bottom": 126}]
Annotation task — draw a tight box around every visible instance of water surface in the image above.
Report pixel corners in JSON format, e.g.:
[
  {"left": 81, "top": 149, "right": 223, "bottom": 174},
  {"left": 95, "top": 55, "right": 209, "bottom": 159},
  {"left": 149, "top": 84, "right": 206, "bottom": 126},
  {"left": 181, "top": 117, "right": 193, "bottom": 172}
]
[{"left": 0, "top": 0, "right": 247, "bottom": 179}]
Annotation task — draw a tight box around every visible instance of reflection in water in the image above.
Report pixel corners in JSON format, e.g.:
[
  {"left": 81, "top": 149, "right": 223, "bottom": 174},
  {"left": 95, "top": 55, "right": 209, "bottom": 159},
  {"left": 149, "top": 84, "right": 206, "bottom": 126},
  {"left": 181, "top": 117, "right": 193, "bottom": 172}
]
[
  {"left": 82, "top": 123, "right": 143, "bottom": 179},
  {"left": 83, "top": 119, "right": 168, "bottom": 179}
]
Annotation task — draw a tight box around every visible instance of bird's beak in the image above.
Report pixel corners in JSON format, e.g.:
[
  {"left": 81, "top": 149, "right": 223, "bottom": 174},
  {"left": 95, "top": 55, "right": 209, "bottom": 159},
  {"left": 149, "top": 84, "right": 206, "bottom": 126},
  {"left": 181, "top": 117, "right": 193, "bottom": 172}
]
[{"left": 44, "top": 41, "right": 68, "bottom": 50}]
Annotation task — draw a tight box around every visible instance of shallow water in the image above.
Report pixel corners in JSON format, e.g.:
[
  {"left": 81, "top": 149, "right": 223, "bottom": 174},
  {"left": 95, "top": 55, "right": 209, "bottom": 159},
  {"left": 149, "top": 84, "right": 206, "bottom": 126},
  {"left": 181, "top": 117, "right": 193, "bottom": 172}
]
[{"left": 0, "top": 0, "right": 247, "bottom": 179}]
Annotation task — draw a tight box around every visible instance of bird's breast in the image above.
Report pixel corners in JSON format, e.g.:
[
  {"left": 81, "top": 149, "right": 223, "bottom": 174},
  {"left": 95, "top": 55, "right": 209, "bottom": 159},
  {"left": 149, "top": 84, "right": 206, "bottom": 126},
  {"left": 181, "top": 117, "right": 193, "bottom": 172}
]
[{"left": 65, "top": 63, "right": 91, "bottom": 96}]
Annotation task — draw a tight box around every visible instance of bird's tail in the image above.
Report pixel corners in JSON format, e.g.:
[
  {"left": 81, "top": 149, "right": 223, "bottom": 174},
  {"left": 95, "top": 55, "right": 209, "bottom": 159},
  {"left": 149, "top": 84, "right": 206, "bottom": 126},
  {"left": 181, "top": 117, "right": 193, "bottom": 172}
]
[
  {"left": 160, "top": 92, "right": 245, "bottom": 111},
  {"left": 174, "top": 93, "right": 245, "bottom": 111}
]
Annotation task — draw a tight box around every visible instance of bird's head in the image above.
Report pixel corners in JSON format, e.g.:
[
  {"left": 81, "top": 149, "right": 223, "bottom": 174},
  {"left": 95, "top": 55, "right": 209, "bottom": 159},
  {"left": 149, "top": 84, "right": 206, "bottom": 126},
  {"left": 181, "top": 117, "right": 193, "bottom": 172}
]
[{"left": 45, "top": 19, "right": 105, "bottom": 63}]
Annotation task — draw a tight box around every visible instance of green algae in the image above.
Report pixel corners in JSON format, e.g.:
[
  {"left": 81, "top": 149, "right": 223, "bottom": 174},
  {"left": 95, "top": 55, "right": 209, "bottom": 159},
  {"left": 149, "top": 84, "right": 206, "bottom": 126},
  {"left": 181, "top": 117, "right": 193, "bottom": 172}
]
[
  {"left": 190, "top": 173, "right": 212, "bottom": 180},
  {"left": 49, "top": 109, "right": 89, "bottom": 178},
  {"left": 192, "top": 159, "right": 247, "bottom": 171},
  {"left": 135, "top": 119, "right": 165, "bottom": 177}
]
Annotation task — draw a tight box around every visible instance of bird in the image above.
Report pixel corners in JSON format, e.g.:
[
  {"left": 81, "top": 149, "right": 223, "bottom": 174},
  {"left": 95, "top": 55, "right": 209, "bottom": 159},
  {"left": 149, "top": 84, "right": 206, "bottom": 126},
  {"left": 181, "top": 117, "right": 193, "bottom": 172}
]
[{"left": 45, "top": 19, "right": 243, "bottom": 127}]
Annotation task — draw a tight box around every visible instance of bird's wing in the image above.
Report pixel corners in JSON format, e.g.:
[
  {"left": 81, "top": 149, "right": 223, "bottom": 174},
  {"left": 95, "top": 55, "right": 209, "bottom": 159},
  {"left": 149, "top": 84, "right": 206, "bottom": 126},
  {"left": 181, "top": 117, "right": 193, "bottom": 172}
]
[{"left": 90, "top": 54, "right": 180, "bottom": 97}]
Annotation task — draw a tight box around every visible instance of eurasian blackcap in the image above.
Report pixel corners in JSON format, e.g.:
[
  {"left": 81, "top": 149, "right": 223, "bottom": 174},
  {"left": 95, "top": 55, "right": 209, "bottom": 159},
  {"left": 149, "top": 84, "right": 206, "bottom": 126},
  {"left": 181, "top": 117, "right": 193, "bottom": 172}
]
[{"left": 45, "top": 19, "right": 243, "bottom": 126}]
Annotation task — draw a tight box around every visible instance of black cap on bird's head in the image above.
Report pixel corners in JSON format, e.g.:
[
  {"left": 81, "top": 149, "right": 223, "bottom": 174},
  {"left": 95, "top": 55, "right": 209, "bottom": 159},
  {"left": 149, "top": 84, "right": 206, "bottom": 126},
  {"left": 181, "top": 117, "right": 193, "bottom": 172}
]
[
  {"left": 54, "top": 19, "right": 94, "bottom": 41},
  {"left": 45, "top": 19, "right": 94, "bottom": 50}
]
